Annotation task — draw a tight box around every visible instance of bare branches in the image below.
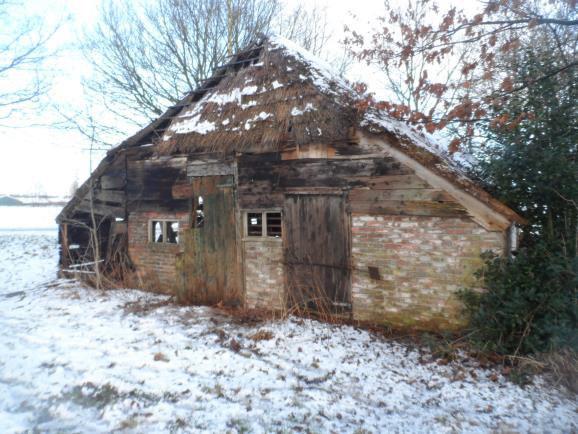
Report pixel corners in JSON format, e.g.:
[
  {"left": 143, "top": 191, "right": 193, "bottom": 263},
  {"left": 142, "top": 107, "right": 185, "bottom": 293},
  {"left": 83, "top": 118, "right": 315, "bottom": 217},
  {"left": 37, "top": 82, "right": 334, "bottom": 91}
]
[
  {"left": 0, "top": 1, "right": 58, "bottom": 119},
  {"left": 79, "top": 0, "right": 337, "bottom": 146}
]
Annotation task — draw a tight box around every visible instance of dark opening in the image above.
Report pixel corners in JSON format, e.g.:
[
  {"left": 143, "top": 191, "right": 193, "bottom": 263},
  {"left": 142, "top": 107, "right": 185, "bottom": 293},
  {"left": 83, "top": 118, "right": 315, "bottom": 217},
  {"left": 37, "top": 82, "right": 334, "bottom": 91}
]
[
  {"left": 266, "top": 212, "right": 282, "bottom": 237},
  {"left": 195, "top": 196, "right": 205, "bottom": 228},
  {"left": 166, "top": 221, "right": 179, "bottom": 243},
  {"left": 368, "top": 266, "right": 381, "bottom": 281},
  {"left": 247, "top": 212, "right": 262, "bottom": 236}
]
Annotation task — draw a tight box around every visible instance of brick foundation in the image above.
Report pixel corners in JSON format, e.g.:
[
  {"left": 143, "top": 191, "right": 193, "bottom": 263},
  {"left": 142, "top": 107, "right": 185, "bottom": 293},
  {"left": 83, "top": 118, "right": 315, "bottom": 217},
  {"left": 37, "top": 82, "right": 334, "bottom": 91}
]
[
  {"left": 128, "top": 211, "right": 189, "bottom": 294},
  {"left": 351, "top": 215, "right": 504, "bottom": 330},
  {"left": 243, "top": 238, "right": 284, "bottom": 310}
]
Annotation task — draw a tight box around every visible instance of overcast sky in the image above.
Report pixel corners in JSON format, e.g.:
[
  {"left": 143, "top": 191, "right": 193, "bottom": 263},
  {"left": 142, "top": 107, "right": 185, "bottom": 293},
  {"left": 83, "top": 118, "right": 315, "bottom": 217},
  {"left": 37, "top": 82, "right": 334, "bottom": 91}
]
[{"left": 0, "top": 0, "right": 465, "bottom": 197}]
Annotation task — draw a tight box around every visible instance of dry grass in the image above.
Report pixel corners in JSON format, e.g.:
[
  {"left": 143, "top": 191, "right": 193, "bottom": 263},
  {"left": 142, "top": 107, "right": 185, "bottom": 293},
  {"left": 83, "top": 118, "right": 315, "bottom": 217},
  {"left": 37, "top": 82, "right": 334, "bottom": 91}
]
[{"left": 540, "top": 348, "right": 578, "bottom": 395}]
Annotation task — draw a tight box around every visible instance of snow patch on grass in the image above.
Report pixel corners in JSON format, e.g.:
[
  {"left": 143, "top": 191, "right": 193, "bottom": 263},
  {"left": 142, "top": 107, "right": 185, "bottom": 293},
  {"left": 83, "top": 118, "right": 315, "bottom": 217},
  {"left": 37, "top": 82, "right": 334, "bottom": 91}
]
[{"left": 0, "top": 232, "right": 575, "bottom": 433}]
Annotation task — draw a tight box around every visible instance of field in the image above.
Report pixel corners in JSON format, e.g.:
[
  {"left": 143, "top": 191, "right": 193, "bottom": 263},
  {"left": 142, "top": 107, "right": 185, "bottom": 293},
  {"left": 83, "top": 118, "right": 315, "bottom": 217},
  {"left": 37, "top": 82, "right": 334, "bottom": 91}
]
[{"left": 0, "top": 207, "right": 576, "bottom": 433}]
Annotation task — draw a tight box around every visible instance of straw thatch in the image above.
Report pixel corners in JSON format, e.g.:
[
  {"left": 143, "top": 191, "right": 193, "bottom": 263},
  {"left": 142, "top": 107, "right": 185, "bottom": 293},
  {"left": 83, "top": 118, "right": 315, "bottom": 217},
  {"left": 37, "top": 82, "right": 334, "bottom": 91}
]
[{"left": 155, "top": 36, "right": 357, "bottom": 155}]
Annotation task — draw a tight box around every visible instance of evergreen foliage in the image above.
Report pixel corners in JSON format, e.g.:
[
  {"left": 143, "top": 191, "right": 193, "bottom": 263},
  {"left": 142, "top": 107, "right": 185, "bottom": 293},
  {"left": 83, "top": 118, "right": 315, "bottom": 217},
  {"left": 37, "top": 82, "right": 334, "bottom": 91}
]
[
  {"left": 462, "top": 43, "right": 578, "bottom": 355},
  {"left": 459, "top": 246, "right": 578, "bottom": 354}
]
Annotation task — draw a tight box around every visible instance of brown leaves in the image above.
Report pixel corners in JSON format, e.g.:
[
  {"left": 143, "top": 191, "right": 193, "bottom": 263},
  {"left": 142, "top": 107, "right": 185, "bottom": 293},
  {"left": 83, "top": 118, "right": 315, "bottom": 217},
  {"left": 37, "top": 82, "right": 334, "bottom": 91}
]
[
  {"left": 448, "top": 138, "right": 461, "bottom": 154},
  {"left": 439, "top": 8, "right": 456, "bottom": 31},
  {"left": 250, "top": 330, "right": 274, "bottom": 341},
  {"left": 461, "top": 62, "right": 478, "bottom": 76},
  {"left": 500, "top": 77, "right": 514, "bottom": 92}
]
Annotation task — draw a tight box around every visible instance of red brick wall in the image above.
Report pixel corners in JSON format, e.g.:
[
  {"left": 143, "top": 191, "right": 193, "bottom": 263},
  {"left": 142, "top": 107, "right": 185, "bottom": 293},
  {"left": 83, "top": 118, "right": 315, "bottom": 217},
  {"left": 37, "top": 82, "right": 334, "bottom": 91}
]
[
  {"left": 351, "top": 215, "right": 505, "bottom": 330},
  {"left": 243, "top": 238, "right": 284, "bottom": 309},
  {"left": 128, "top": 211, "right": 189, "bottom": 294}
]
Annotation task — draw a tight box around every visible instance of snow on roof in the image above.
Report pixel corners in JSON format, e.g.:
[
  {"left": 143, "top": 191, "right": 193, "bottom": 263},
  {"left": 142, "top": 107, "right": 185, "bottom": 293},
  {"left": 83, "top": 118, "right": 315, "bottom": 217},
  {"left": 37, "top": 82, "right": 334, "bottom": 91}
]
[
  {"left": 361, "top": 108, "right": 474, "bottom": 173},
  {"left": 268, "top": 35, "right": 350, "bottom": 97}
]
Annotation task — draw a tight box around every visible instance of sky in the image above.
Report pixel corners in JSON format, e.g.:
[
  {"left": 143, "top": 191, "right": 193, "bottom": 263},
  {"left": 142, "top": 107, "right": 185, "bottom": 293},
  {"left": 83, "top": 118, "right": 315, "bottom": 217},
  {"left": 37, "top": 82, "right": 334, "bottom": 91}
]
[{"left": 0, "top": 0, "right": 467, "bottom": 196}]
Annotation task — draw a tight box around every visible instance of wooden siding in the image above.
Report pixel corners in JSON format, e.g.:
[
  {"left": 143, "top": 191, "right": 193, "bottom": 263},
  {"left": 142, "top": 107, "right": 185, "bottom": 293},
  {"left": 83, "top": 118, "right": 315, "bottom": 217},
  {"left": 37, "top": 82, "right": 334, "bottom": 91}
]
[
  {"left": 237, "top": 153, "right": 468, "bottom": 219},
  {"left": 126, "top": 157, "right": 188, "bottom": 213}
]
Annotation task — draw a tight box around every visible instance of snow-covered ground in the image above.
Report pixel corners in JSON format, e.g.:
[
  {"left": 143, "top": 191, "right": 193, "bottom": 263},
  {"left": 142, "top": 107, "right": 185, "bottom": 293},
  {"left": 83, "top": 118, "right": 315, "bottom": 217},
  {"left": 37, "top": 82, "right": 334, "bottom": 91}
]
[{"left": 0, "top": 209, "right": 576, "bottom": 433}]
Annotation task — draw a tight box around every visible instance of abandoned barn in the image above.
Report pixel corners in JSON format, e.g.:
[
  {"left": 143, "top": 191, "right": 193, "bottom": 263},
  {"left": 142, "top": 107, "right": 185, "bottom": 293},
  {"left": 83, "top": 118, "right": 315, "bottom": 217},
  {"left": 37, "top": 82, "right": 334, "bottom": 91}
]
[{"left": 57, "top": 35, "right": 524, "bottom": 331}]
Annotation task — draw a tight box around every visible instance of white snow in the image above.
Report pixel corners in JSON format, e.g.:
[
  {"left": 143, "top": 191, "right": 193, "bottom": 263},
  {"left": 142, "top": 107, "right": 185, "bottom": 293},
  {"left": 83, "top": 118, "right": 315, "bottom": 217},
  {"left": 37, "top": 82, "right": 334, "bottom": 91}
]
[
  {"left": 170, "top": 114, "right": 216, "bottom": 135},
  {"left": 168, "top": 85, "right": 262, "bottom": 136},
  {"left": 271, "top": 80, "right": 283, "bottom": 89},
  {"left": 0, "top": 211, "right": 576, "bottom": 433},
  {"left": 290, "top": 103, "right": 316, "bottom": 116},
  {"left": 361, "top": 109, "right": 474, "bottom": 172},
  {"left": 269, "top": 35, "right": 350, "bottom": 97},
  {"left": 243, "top": 112, "right": 272, "bottom": 130}
]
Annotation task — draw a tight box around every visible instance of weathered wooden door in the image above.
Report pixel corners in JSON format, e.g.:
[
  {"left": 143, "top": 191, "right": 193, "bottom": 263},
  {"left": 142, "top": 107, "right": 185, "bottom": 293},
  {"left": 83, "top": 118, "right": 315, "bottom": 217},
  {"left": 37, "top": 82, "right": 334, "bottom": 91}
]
[
  {"left": 283, "top": 194, "right": 351, "bottom": 312},
  {"left": 178, "top": 175, "right": 240, "bottom": 305}
]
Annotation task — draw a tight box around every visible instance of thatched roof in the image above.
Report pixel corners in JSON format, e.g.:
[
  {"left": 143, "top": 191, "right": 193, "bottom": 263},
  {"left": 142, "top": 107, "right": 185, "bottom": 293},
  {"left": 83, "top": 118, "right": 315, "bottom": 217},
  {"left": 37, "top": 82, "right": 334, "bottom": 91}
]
[{"left": 155, "top": 35, "right": 357, "bottom": 155}]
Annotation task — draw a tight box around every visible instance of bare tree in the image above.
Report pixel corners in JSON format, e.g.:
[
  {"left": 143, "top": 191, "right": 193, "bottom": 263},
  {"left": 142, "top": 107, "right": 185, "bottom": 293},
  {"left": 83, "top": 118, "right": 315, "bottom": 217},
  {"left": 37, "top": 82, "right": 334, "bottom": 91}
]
[
  {"left": 0, "top": 0, "right": 57, "bottom": 121},
  {"left": 78, "top": 0, "right": 341, "bottom": 146}
]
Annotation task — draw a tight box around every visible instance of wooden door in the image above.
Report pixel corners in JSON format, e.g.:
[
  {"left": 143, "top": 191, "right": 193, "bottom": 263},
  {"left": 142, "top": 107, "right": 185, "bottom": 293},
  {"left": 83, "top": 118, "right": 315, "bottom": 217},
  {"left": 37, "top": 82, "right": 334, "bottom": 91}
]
[
  {"left": 178, "top": 175, "right": 240, "bottom": 305},
  {"left": 283, "top": 194, "right": 351, "bottom": 312}
]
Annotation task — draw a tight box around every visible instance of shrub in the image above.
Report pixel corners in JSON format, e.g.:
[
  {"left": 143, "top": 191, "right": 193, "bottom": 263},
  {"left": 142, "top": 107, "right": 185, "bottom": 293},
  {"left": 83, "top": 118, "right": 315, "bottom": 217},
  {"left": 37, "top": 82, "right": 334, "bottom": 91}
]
[{"left": 458, "top": 244, "right": 578, "bottom": 355}]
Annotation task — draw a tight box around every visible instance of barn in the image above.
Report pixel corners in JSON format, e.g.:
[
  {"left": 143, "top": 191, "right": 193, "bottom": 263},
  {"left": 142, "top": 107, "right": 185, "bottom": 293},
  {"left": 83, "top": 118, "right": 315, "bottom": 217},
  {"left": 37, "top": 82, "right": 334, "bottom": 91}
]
[{"left": 57, "top": 35, "right": 524, "bottom": 331}]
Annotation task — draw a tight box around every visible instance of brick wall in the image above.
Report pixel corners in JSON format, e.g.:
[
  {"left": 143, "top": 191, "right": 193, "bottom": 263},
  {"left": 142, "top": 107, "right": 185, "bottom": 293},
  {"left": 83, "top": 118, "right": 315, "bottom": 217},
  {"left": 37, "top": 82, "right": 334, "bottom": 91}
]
[
  {"left": 243, "top": 238, "right": 284, "bottom": 309},
  {"left": 351, "top": 215, "right": 504, "bottom": 330},
  {"left": 128, "top": 211, "right": 189, "bottom": 294}
]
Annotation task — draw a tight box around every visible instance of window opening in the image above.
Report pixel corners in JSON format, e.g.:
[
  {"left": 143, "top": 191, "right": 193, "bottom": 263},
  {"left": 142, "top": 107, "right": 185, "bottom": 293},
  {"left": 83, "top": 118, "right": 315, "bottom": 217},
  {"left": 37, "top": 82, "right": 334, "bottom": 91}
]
[
  {"left": 167, "top": 221, "right": 179, "bottom": 243},
  {"left": 266, "top": 212, "right": 282, "bottom": 237},
  {"left": 150, "top": 220, "right": 179, "bottom": 244},
  {"left": 195, "top": 195, "right": 205, "bottom": 228},
  {"left": 245, "top": 211, "right": 282, "bottom": 237},
  {"left": 152, "top": 220, "right": 163, "bottom": 242},
  {"left": 247, "top": 212, "right": 263, "bottom": 236}
]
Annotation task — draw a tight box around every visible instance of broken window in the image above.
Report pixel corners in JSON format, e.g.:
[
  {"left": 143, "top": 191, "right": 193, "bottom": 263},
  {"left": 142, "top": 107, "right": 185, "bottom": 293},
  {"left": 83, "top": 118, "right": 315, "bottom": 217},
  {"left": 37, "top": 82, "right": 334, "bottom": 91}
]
[
  {"left": 152, "top": 221, "right": 163, "bottom": 242},
  {"left": 195, "top": 196, "right": 205, "bottom": 228},
  {"left": 247, "top": 212, "right": 263, "bottom": 236},
  {"left": 266, "top": 212, "right": 282, "bottom": 237},
  {"left": 150, "top": 220, "right": 179, "bottom": 244},
  {"left": 245, "top": 211, "right": 282, "bottom": 238}
]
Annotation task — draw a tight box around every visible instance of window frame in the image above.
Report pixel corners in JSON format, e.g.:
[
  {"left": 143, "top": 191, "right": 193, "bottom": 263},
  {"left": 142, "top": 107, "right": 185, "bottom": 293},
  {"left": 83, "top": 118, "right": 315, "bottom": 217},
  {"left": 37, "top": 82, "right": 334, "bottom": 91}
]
[
  {"left": 243, "top": 209, "right": 282, "bottom": 239},
  {"left": 148, "top": 219, "right": 180, "bottom": 244}
]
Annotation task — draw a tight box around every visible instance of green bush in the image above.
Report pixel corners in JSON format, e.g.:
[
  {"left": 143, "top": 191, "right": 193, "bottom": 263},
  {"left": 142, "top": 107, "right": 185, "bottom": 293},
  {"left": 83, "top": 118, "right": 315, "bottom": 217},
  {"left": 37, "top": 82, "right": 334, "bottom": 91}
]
[{"left": 458, "top": 244, "right": 578, "bottom": 355}]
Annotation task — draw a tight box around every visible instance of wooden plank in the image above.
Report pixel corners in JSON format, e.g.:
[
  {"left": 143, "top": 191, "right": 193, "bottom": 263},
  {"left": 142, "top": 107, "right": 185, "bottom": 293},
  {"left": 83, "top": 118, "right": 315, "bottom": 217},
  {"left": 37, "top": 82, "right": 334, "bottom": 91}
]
[
  {"left": 187, "top": 161, "right": 234, "bottom": 177},
  {"left": 172, "top": 182, "right": 194, "bottom": 199},
  {"left": 94, "top": 189, "right": 125, "bottom": 204},
  {"left": 349, "top": 188, "right": 456, "bottom": 203},
  {"left": 238, "top": 192, "right": 284, "bottom": 209},
  {"left": 76, "top": 199, "right": 124, "bottom": 217},
  {"left": 100, "top": 175, "right": 125, "bottom": 190},
  {"left": 126, "top": 157, "right": 187, "bottom": 203},
  {"left": 127, "top": 199, "right": 189, "bottom": 213},
  {"left": 349, "top": 200, "right": 468, "bottom": 217},
  {"left": 237, "top": 156, "right": 412, "bottom": 189},
  {"left": 344, "top": 174, "right": 430, "bottom": 190}
]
